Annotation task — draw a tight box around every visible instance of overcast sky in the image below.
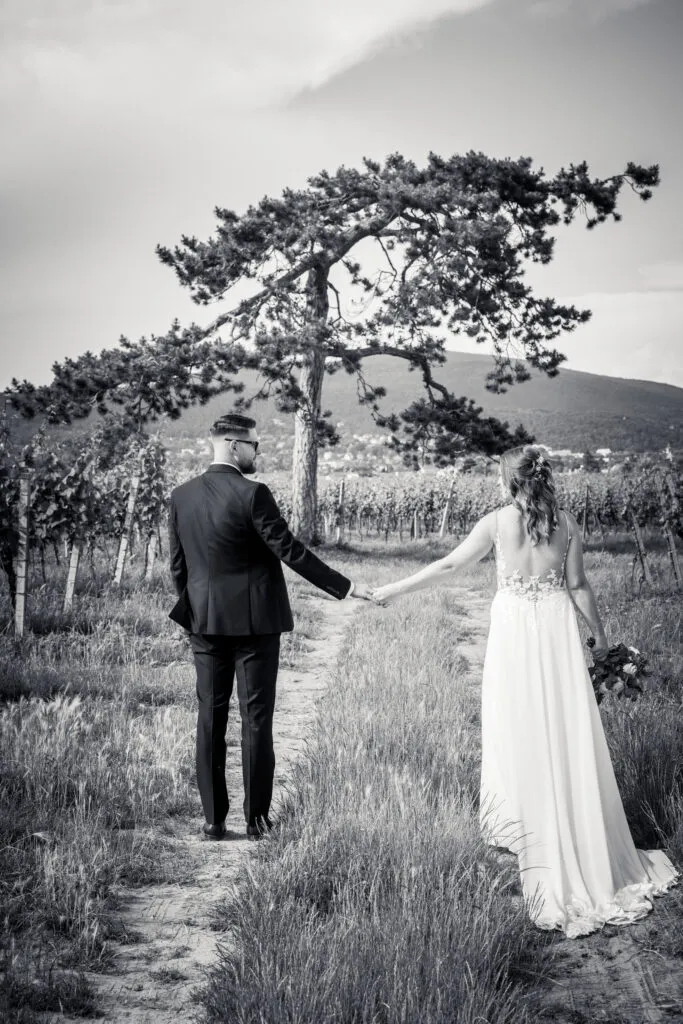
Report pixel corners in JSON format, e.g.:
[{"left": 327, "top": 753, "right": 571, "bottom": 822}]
[{"left": 1, "top": 0, "right": 681, "bottom": 390}]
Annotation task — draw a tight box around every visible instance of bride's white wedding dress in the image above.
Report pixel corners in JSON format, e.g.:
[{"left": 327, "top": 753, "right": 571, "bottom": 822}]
[{"left": 480, "top": 508, "right": 679, "bottom": 939}]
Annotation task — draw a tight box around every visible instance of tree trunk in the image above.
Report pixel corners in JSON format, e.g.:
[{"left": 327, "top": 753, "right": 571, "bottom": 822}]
[{"left": 290, "top": 265, "right": 329, "bottom": 544}]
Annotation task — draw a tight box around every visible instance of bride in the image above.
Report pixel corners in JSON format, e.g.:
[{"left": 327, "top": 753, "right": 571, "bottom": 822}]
[{"left": 372, "top": 445, "right": 679, "bottom": 938}]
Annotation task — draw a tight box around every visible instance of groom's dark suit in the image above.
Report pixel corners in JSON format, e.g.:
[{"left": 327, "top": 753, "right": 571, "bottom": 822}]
[{"left": 168, "top": 463, "right": 352, "bottom": 827}]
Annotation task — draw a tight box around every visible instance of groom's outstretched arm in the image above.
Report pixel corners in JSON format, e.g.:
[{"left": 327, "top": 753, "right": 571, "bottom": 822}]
[{"left": 250, "top": 482, "right": 354, "bottom": 599}]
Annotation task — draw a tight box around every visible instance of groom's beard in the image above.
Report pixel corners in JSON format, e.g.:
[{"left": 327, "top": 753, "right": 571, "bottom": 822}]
[{"left": 241, "top": 463, "right": 258, "bottom": 475}]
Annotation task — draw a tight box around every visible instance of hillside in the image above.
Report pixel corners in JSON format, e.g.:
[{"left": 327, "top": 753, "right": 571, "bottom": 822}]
[
  {"left": 3, "top": 352, "right": 681, "bottom": 452},
  {"left": 162, "top": 352, "right": 682, "bottom": 452}
]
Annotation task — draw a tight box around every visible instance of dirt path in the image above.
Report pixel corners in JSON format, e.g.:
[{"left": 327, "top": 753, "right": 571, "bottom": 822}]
[
  {"left": 50, "top": 594, "right": 357, "bottom": 1024},
  {"left": 453, "top": 585, "right": 683, "bottom": 1024}
]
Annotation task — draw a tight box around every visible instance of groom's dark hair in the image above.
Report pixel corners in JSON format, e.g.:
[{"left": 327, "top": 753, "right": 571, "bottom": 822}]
[{"left": 210, "top": 413, "right": 256, "bottom": 440}]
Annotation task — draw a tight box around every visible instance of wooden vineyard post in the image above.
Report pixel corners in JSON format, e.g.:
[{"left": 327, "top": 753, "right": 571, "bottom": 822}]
[
  {"left": 335, "top": 478, "right": 345, "bottom": 546},
  {"left": 144, "top": 531, "right": 158, "bottom": 581},
  {"left": 580, "top": 484, "right": 605, "bottom": 543},
  {"left": 663, "top": 516, "right": 682, "bottom": 590},
  {"left": 63, "top": 542, "right": 81, "bottom": 613},
  {"left": 439, "top": 477, "right": 457, "bottom": 539},
  {"left": 412, "top": 509, "right": 420, "bottom": 541},
  {"left": 596, "top": 508, "right": 606, "bottom": 543},
  {"left": 581, "top": 484, "right": 591, "bottom": 541},
  {"left": 655, "top": 473, "right": 682, "bottom": 591},
  {"left": 664, "top": 472, "right": 679, "bottom": 506},
  {"left": 113, "top": 468, "right": 142, "bottom": 587},
  {"left": 14, "top": 472, "right": 31, "bottom": 637},
  {"left": 627, "top": 502, "right": 654, "bottom": 587}
]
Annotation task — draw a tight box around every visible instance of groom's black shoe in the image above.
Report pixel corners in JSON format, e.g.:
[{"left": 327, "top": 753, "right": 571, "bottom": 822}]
[
  {"left": 246, "top": 816, "right": 273, "bottom": 840},
  {"left": 202, "top": 821, "right": 228, "bottom": 840}
]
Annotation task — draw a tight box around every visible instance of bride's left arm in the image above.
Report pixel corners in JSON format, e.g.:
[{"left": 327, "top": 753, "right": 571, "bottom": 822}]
[{"left": 374, "top": 513, "right": 495, "bottom": 602}]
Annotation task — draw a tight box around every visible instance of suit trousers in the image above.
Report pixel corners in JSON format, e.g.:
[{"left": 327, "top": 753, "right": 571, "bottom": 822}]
[{"left": 190, "top": 632, "right": 280, "bottom": 826}]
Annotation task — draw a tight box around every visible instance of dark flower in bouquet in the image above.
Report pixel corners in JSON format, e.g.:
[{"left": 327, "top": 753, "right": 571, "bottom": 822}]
[{"left": 586, "top": 638, "right": 651, "bottom": 705}]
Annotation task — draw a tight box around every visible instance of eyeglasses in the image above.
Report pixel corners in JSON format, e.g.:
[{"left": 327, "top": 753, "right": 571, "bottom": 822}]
[{"left": 225, "top": 437, "right": 259, "bottom": 453}]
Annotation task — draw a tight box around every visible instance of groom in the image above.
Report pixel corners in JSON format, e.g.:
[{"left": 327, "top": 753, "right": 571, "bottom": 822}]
[{"left": 168, "top": 413, "right": 374, "bottom": 840}]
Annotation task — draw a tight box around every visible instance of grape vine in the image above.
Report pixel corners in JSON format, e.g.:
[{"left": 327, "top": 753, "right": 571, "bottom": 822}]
[{"left": 0, "top": 415, "right": 169, "bottom": 602}]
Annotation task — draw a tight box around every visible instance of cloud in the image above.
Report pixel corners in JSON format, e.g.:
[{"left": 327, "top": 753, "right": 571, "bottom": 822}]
[
  {"left": 525, "top": 0, "right": 655, "bottom": 20},
  {"left": 0, "top": 0, "right": 493, "bottom": 112}
]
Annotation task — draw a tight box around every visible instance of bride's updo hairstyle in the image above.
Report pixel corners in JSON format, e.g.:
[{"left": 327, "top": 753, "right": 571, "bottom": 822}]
[{"left": 500, "top": 445, "right": 559, "bottom": 546}]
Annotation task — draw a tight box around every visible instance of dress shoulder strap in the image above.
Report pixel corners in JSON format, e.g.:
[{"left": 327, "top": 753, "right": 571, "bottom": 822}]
[{"left": 562, "top": 509, "right": 571, "bottom": 574}]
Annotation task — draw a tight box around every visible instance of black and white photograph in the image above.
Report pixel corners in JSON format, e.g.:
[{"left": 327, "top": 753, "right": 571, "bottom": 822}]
[{"left": 0, "top": 1, "right": 682, "bottom": 1021}]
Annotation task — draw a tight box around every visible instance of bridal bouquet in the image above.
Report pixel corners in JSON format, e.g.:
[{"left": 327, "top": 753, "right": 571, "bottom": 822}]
[{"left": 586, "top": 638, "right": 651, "bottom": 704}]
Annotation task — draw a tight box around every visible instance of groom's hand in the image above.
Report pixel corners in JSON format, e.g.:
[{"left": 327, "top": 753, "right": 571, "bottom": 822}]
[{"left": 350, "top": 582, "right": 378, "bottom": 603}]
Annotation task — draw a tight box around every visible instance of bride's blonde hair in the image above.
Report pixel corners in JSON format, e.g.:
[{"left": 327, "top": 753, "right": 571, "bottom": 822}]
[{"left": 499, "top": 445, "right": 559, "bottom": 545}]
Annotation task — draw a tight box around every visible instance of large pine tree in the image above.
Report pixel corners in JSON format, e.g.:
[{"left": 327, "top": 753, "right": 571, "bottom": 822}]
[{"left": 9, "top": 151, "right": 658, "bottom": 542}]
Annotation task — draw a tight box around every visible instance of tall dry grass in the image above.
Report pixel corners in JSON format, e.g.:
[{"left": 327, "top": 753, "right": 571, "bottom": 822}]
[
  {"left": 1, "top": 530, "right": 680, "bottom": 1019},
  {"left": 1, "top": 698, "right": 196, "bottom": 976}
]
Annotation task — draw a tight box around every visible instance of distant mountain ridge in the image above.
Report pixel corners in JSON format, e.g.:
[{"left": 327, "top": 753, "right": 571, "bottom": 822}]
[
  {"left": 3, "top": 352, "right": 681, "bottom": 452},
  {"left": 164, "top": 352, "right": 682, "bottom": 452}
]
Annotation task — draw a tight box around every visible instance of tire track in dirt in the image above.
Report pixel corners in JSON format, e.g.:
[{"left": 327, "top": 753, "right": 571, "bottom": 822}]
[
  {"left": 45, "top": 595, "right": 357, "bottom": 1024},
  {"left": 453, "top": 584, "right": 683, "bottom": 1024}
]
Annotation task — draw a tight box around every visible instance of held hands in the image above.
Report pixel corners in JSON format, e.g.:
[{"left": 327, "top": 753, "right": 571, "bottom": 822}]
[
  {"left": 350, "top": 582, "right": 381, "bottom": 603},
  {"left": 369, "top": 584, "right": 399, "bottom": 607},
  {"left": 349, "top": 582, "right": 395, "bottom": 606}
]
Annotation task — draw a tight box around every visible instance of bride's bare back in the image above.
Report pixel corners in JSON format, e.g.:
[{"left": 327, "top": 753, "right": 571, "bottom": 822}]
[{"left": 495, "top": 504, "right": 571, "bottom": 582}]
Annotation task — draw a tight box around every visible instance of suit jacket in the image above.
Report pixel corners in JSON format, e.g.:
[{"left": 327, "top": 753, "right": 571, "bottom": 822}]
[{"left": 168, "top": 464, "right": 352, "bottom": 635}]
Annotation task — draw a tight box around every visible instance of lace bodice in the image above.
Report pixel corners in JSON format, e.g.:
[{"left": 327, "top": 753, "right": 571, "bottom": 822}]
[{"left": 495, "top": 510, "right": 571, "bottom": 602}]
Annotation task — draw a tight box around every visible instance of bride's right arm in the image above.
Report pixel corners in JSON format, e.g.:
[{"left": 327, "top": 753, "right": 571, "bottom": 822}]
[
  {"left": 372, "top": 512, "right": 495, "bottom": 604},
  {"left": 564, "top": 512, "right": 608, "bottom": 654}
]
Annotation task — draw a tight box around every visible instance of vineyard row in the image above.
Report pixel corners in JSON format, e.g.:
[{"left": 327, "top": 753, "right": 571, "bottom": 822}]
[{"left": 2, "top": 423, "right": 681, "bottom": 633}]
